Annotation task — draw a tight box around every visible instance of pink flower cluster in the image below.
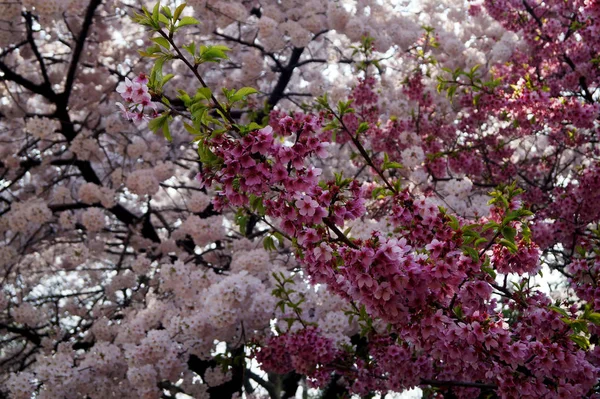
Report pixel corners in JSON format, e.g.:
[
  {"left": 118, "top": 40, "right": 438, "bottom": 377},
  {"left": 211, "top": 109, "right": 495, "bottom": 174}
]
[
  {"left": 116, "top": 73, "right": 158, "bottom": 124},
  {"left": 199, "top": 100, "right": 600, "bottom": 396},
  {"left": 256, "top": 327, "right": 339, "bottom": 386}
]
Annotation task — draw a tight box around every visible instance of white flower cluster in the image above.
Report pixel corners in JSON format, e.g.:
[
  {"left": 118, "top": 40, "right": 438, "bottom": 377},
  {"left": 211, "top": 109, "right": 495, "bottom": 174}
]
[
  {"left": 7, "top": 200, "right": 52, "bottom": 233},
  {"left": 79, "top": 342, "right": 125, "bottom": 376},
  {"left": 126, "top": 137, "right": 148, "bottom": 159},
  {"left": 6, "top": 372, "right": 36, "bottom": 399},
  {"left": 58, "top": 212, "right": 76, "bottom": 229},
  {"left": 126, "top": 364, "right": 159, "bottom": 398},
  {"left": 280, "top": 20, "right": 312, "bottom": 48},
  {"left": 78, "top": 183, "right": 115, "bottom": 208},
  {"left": 69, "top": 131, "right": 98, "bottom": 161},
  {"left": 161, "top": 260, "right": 214, "bottom": 303},
  {"left": 214, "top": 1, "right": 248, "bottom": 24},
  {"left": 345, "top": 217, "right": 388, "bottom": 240},
  {"left": 444, "top": 178, "right": 473, "bottom": 198},
  {"left": 25, "top": 117, "right": 58, "bottom": 139},
  {"left": 105, "top": 271, "right": 137, "bottom": 299},
  {"left": 12, "top": 302, "right": 42, "bottom": 326},
  {"left": 203, "top": 367, "right": 232, "bottom": 387},
  {"left": 489, "top": 31, "right": 520, "bottom": 64},
  {"left": 51, "top": 186, "right": 72, "bottom": 204},
  {"left": 124, "top": 329, "right": 185, "bottom": 382},
  {"left": 318, "top": 310, "right": 354, "bottom": 347},
  {"left": 203, "top": 271, "right": 266, "bottom": 330},
  {"left": 132, "top": 256, "right": 152, "bottom": 275},
  {"left": 152, "top": 161, "right": 175, "bottom": 181},
  {"left": 187, "top": 191, "right": 211, "bottom": 213},
  {"left": 230, "top": 248, "right": 271, "bottom": 279},
  {"left": 61, "top": 244, "right": 89, "bottom": 269},
  {"left": 400, "top": 146, "right": 425, "bottom": 169},
  {"left": 81, "top": 207, "right": 106, "bottom": 232},
  {"left": 126, "top": 169, "right": 160, "bottom": 196},
  {"left": 178, "top": 215, "right": 225, "bottom": 247},
  {"left": 240, "top": 50, "right": 264, "bottom": 80}
]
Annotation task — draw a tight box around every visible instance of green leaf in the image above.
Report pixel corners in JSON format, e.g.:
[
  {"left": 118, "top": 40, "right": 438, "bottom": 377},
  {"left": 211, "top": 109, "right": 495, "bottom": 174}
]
[
  {"left": 501, "top": 226, "right": 517, "bottom": 243},
  {"left": 264, "top": 236, "right": 276, "bottom": 251},
  {"left": 471, "top": 237, "right": 486, "bottom": 248},
  {"left": 499, "top": 238, "right": 518, "bottom": 253},
  {"left": 231, "top": 87, "right": 258, "bottom": 102},
  {"left": 453, "top": 305, "right": 464, "bottom": 319},
  {"left": 199, "top": 45, "right": 230, "bottom": 63},
  {"left": 148, "top": 113, "right": 172, "bottom": 141},
  {"left": 148, "top": 115, "right": 165, "bottom": 132},
  {"left": 569, "top": 319, "right": 589, "bottom": 334},
  {"left": 461, "top": 246, "right": 479, "bottom": 262},
  {"left": 177, "top": 16, "right": 199, "bottom": 28},
  {"left": 162, "top": 118, "right": 172, "bottom": 141},
  {"left": 549, "top": 305, "right": 569, "bottom": 318},
  {"left": 570, "top": 334, "right": 590, "bottom": 350},
  {"left": 173, "top": 3, "right": 187, "bottom": 21},
  {"left": 481, "top": 265, "right": 497, "bottom": 279},
  {"left": 197, "top": 141, "right": 222, "bottom": 167},
  {"left": 161, "top": 74, "right": 174, "bottom": 86},
  {"left": 446, "top": 214, "right": 459, "bottom": 230},
  {"left": 152, "top": 2, "right": 160, "bottom": 23},
  {"left": 149, "top": 56, "right": 167, "bottom": 91},
  {"left": 138, "top": 44, "right": 162, "bottom": 58},
  {"left": 521, "top": 223, "right": 532, "bottom": 243},
  {"left": 195, "top": 87, "right": 212, "bottom": 100},
  {"left": 383, "top": 161, "right": 403, "bottom": 170},
  {"left": 585, "top": 312, "right": 600, "bottom": 325},
  {"left": 356, "top": 122, "right": 370, "bottom": 134},
  {"left": 183, "top": 43, "right": 196, "bottom": 57},
  {"left": 158, "top": 13, "right": 170, "bottom": 25},
  {"left": 482, "top": 221, "right": 498, "bottom": 232},
  {"left": 183, "top": 122, "right": 200, "bottom": 136},
  {"left": 151, "top": 36, "right": 171, "bottom": 50},
  {"left": 161, "top": 5, "right": 172, "bottom": 18}
]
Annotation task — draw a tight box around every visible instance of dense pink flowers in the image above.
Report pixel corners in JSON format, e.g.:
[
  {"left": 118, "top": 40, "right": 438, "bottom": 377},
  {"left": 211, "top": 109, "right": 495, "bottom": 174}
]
[{"left": 116, "top": 73, "right": 158, "bottom": 124}]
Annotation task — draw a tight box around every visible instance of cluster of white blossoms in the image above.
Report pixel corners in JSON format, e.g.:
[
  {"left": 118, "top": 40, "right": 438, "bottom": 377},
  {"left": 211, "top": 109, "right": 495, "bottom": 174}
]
[
  {"left": 12, "top": 302, "right": 44, "bottom": 326},
  {"left": 229, "top": 248, "right": 271, "bottom": 279},
  {"left": 176, "top": 215, "right": 226, "bottom": 247},
  {"left": 203, "top": 271, "right": 268, "bottom": 330},
  {"left": 400, "top": 146, "right": 426, "bottom": 169},
  {"left": 432, "top": 178, "right": 492, "bottom": 218},
  {"left": 126, "top": 137, "right": 149, "bottom": 159},
  {"left": 69, "top": 131, "right": 100, "bottom": 161},
  {"left": 187, "top": 191, "right": 211, "bottom": 213},
  {"left": 5, "top": 372, "right": 35, "bottom": 399},
  {"left": 61, "top": 244, "right": 90, "bottom": 269},
  {"left": 126, "top": 168, "right": 160, "bottom": 196},
  {"left": 6, "top": 200, "right": 52, "bottom": 233},
  {"left": 152, "top": 161, "right": 175, "bottom": 181},
  {"left": 81, "top": 207, "right": 106, "bottom": 232},
  {"left": 25, "top": 117, "right": 59, "bottom": 140},
  {"left": 78, "top": 183, "right": 116, "bottom": 208}
]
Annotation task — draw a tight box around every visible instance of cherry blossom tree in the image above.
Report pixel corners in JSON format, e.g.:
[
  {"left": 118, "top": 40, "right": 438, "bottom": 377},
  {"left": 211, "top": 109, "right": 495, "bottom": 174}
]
[{"left": 1, "top": 0, "right": 600, "bottom": 398}]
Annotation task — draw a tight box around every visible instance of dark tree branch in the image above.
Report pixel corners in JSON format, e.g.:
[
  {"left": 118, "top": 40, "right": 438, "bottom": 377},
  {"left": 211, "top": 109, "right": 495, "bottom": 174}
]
[
  {"left": 267, "top": 47, "right": 304, "bottom": 108},
  {"left": 0, "top": 323, "right": 44, "bottom": 346},
  {"left": 61, "top": 0, "right": 103, "bottom": 104},
  {"left": 0, "top": 60, "right": 57, "bottom": 101},
  {"left": 24, "top": 12, "right": 52, "bottom": 90}
]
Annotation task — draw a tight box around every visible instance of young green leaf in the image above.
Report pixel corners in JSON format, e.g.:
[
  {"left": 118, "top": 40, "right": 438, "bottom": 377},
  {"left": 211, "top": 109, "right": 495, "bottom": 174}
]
[{"left": 177, "top": 16, "right": 199, "bottom": 28}]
